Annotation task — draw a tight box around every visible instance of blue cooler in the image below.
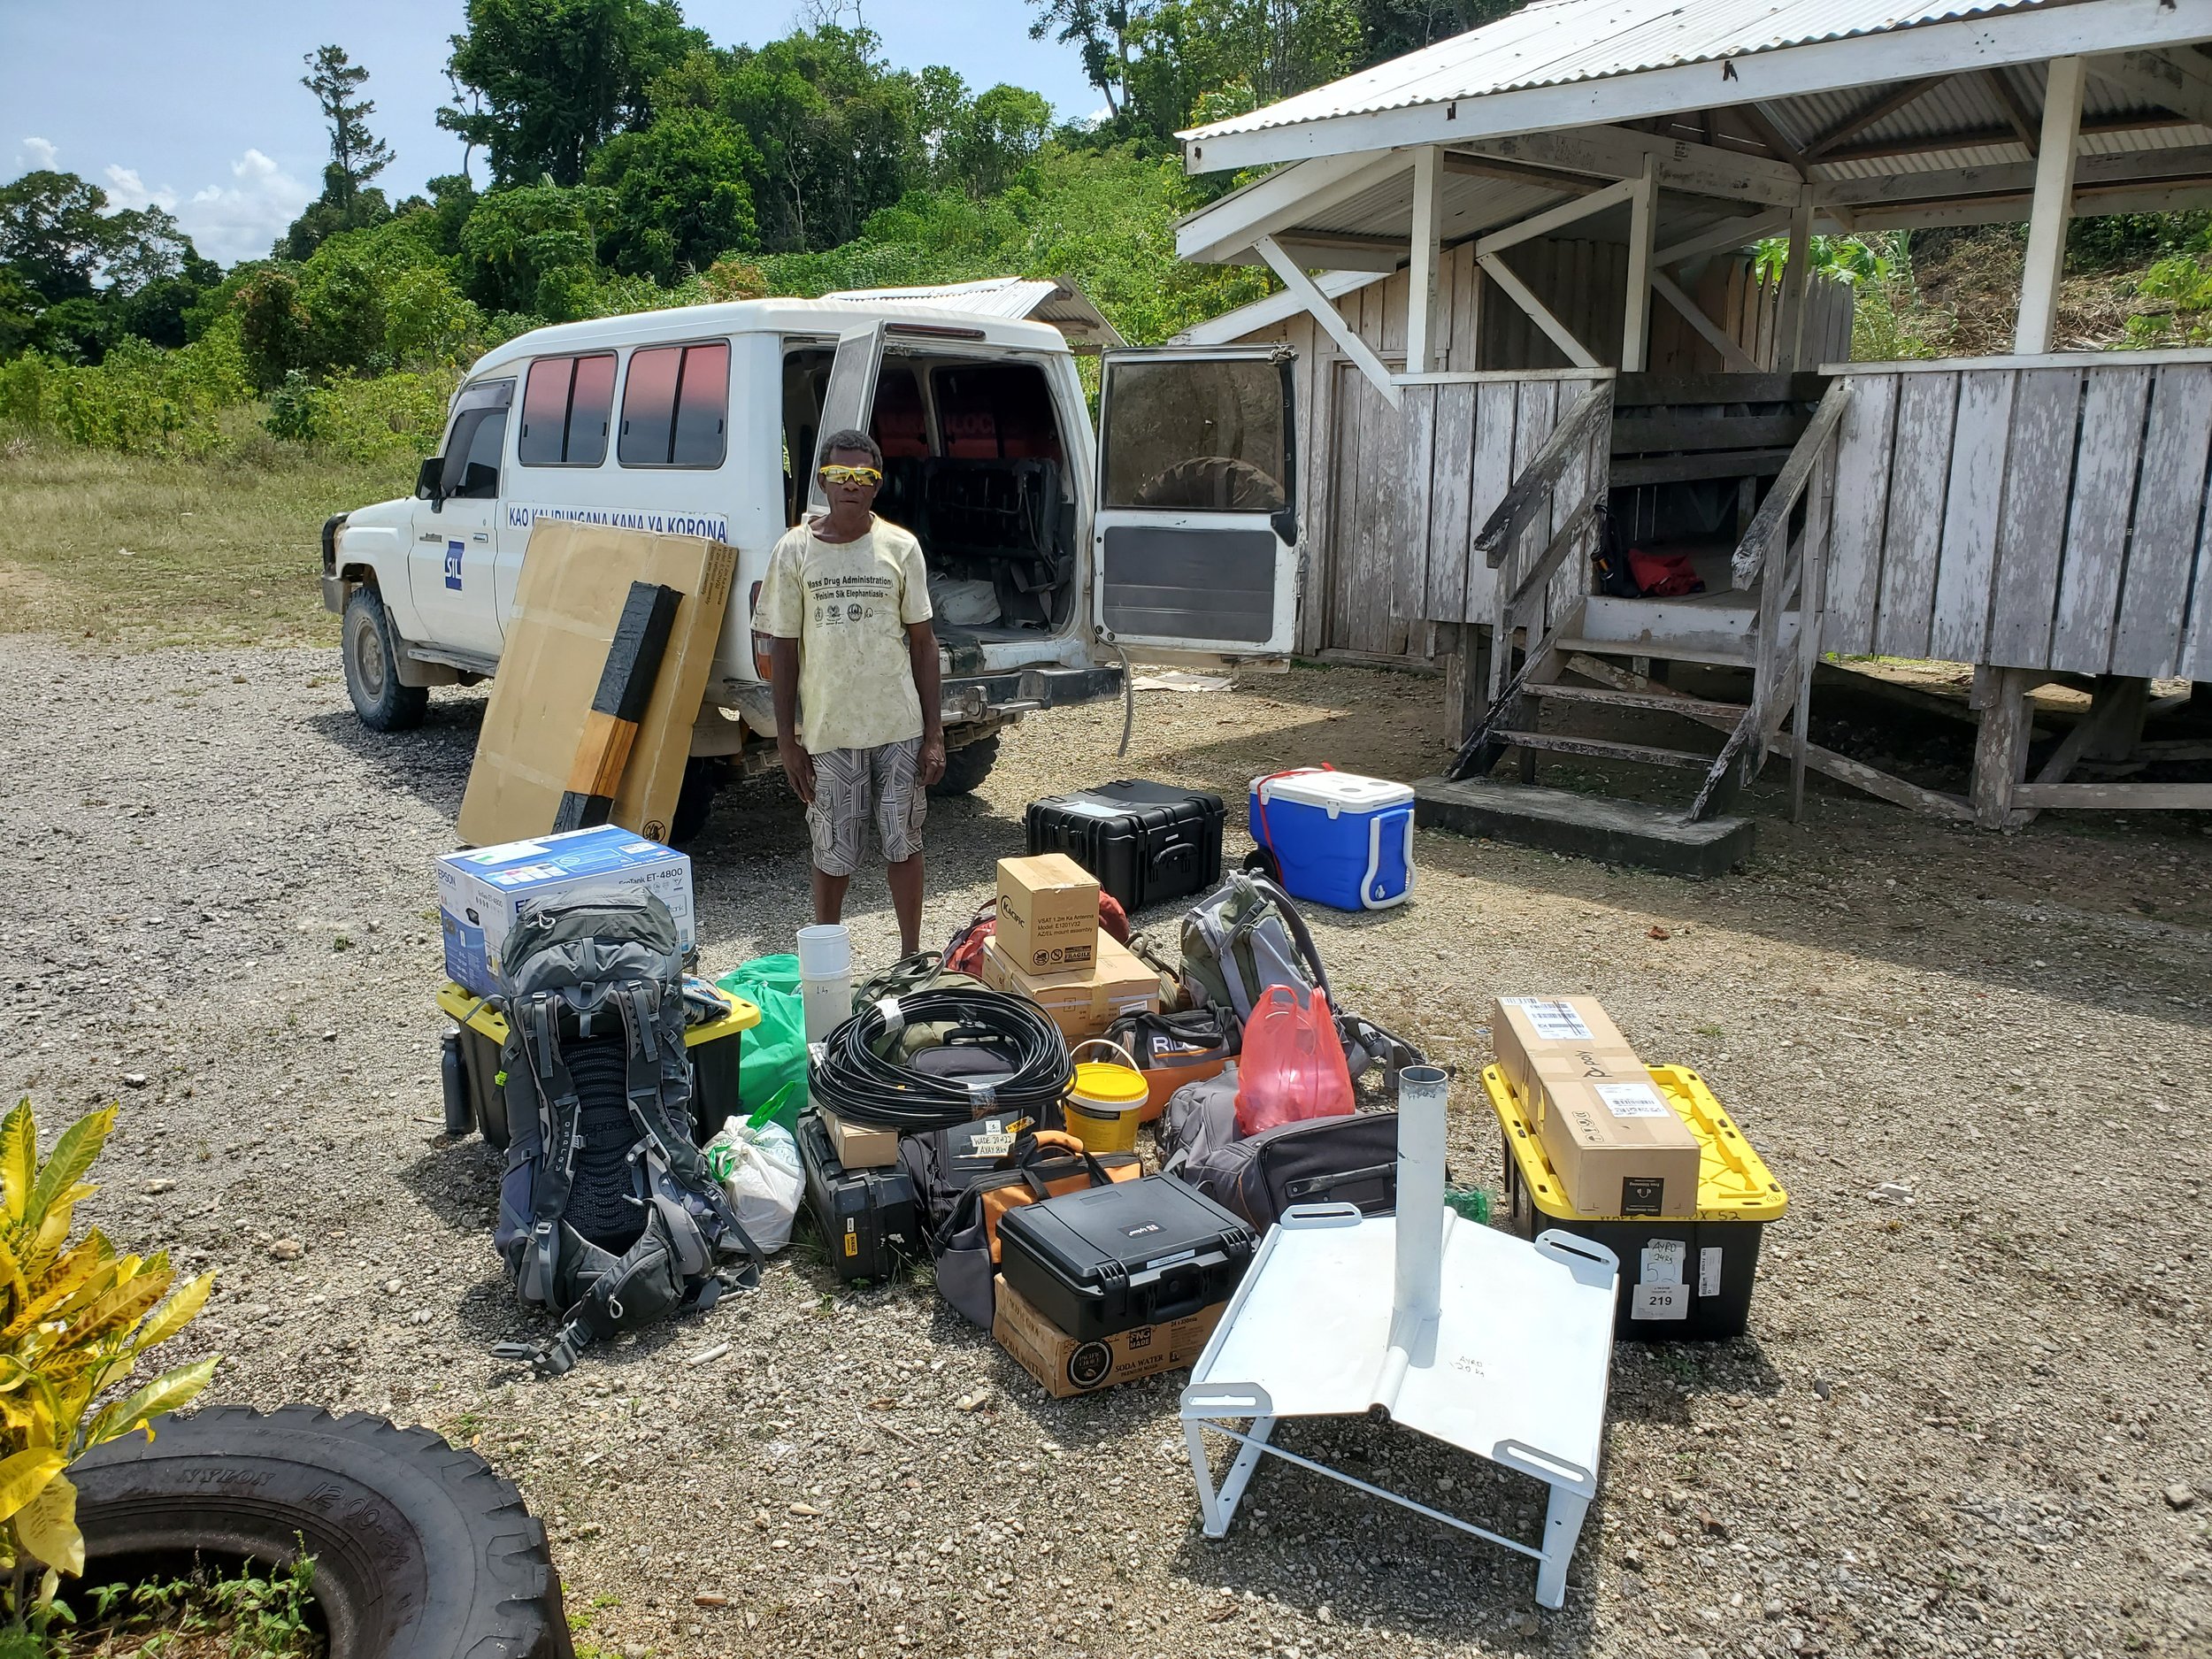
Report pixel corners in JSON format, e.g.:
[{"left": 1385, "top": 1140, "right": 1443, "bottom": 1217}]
[{"left": 1249, "top": 769, "right": 1416, "bottom": 911}]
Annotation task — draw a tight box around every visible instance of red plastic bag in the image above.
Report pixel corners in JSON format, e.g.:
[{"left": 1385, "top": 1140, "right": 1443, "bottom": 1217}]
[{"left": 1233, "top": 983, "right": 1355, "bottom": 1136}]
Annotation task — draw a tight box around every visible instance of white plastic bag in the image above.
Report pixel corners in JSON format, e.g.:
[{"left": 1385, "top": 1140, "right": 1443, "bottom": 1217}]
[
  {"left": 703, "top": 1118, "right": 803, "bottom": 1255},
  {"left": 928, "top": 575, "right": 1000, "bottom": 626}
]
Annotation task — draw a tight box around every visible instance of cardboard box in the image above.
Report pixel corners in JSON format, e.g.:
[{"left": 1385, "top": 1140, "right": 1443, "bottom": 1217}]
[
  {"left": 1491, "top": 995, "right": 1700, "bottom": 1217},
  {"left": 819, "top": 1109, "right": 899, "bottom": 1171},
  {"left": 437, "top": 826, "right": 694, "bottom": 996},
  {"left": 995, "top": 854, "right": 1100, "bottom": 974},
  {"left": 992, "top": 1274, "right": 1223, "bottom": 1398},
  {"left": 1490, "top": 995, "right": 1633, "bottom": 1105},
  {"left": 979, "top": 933, "right": 1159, "bottom": 1043},
  {"left": 458, "top": 522, "right": 735, "bottom": 847}
]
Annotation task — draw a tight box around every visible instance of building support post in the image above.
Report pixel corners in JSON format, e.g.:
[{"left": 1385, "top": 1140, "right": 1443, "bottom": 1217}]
[
  {"left": 1407, "top": 145, "right": 1446, "bottom": 374},
  {"left": 1970, "top": 665, "right": 2036, "bottom": 828},
  {"left": 1441, "top": 623, "right": 1492, "bottom": 743},
  {"left": 2016, "top": 54, "right": 2085, "bottom": 354},
  {"left": 1775, "top": 185, "right": 1815, "bottom": 372},
  {"left": 1622, "top": 156, "right": 1659, "bottom": 373}
]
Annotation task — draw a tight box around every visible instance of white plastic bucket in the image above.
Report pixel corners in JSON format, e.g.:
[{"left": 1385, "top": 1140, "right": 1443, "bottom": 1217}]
[{"left": 795, "top": 924, "right": 851, "bottom": 977}]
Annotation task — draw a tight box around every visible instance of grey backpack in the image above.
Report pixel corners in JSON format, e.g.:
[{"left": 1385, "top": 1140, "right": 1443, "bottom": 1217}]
[
  {"left": 490, "top": 895, "right": 762, "bottom": 1375},
  {"left": 1179, "top": 875, "right": 1421, "bottom": 1086}
]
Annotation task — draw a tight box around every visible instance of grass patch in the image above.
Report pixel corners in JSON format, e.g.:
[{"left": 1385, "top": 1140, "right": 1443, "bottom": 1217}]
[
  {"left": 0, "top": 426, "right": 414, "bottom": 648},
  {"left": 66, "top": 1555, "right": 322, "bottom": 1658}
]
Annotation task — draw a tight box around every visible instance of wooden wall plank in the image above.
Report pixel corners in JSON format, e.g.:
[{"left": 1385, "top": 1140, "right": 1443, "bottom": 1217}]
[
  {"left": 1397, "top": 385, "right": 1438, "bottom": 623},
  {"left": 1296, "top": 312, "right": 1335, "bottom": 656},
  {"left": 2112, "top": 364, "right": 2212, "bottom": 677},
  {"left": 1929, "top": 368, "right": 2020, "bottom": 662},
  {"left": 1326, "top": 358, "right": 1365, "bottom": 655},
  {"left": 2182, "top": 469, "right": 2212, "bottom": 680},
  {"left": 1427, "top": 383, "right": 1479, "bottom": 621},
  {"left": 1874, "top": 372, "right": 1957, "bottom": 657},
  {"left": 1986, "top": 368, "right": 2085, "bottom": 668},
  {"left": 2051, "top": 365, "right": 2153, "bottom": 674},
  {"left": 1824, "top": 372, "right": 1900, "bottom": 652},
  {"left": 1463, "top": 380, "right": 1521, "bottom": 622}
]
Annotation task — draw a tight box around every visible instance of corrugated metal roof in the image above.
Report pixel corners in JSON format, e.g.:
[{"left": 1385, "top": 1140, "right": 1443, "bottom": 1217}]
[
  {"left": 818, "top": 275, "right": 1125, "bottom": 349},
  {"left": 1183, "top": 0, "right": 2081, "bottom": 141}
]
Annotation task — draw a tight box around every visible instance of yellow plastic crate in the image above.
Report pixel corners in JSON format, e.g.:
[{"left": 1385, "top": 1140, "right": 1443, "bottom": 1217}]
[
  {"left": 435, "top": 979, "right": 760, "bottom": 1047},
  {"left": 1482, "top": 1062, "right": 1786, "bottom": 1340}
]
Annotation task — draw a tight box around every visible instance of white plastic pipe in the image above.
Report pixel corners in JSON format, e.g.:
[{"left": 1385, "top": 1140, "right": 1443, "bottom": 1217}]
[{"left": 1394, "top": 1064, "right": 1449, "bottom": 1324}]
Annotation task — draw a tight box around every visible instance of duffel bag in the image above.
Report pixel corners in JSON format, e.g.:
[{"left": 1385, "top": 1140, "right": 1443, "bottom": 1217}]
[
  {"left": 1103, "top": 1006, "right": 1236, "bottom": 1120},
  {"left": 1177, "top": 1110, "right": 1399, "bottom": 1232},
  {"left": 1154, "top": 1063, "right": 1240, "bottom": 1174}
]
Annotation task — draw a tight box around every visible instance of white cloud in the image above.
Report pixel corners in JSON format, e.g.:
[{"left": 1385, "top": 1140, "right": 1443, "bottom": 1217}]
[
  {"left": 17, "top": 135, "right": 58, "bottom": 172},
  {"left": 103, "top": 164, "right": 178, "bottom": 213},
  {"left": 173, "top": 150, "right": 313, "bottom": 265}
]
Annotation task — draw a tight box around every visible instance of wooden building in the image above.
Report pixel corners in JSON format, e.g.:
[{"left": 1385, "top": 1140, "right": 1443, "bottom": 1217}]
[{"left": 1170, "top": 0, "right": 2212, "bottom": 850}]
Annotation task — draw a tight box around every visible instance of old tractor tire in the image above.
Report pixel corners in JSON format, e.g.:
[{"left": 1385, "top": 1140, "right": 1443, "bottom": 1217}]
[
  {"left": 71, "top": 1404, "right": 572, "bottom": 1659},
  {"left": 343, "top": 588, "right": 430, "bottom": 733},
  {"left": 928, "top": 733, "right": 1000, "bottom": 798}
]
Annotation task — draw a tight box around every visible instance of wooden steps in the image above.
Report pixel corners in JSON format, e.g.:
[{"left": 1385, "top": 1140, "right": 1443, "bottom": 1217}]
[
  {"left": 1416, "top": 777, "right": 1755, "bottom": 879},
  {"left": 1521, "top": 681, "right": 1749, "bottom": 721},
  {"left": 1490, "top": 730, "right": 1717, "bottom": 769}
]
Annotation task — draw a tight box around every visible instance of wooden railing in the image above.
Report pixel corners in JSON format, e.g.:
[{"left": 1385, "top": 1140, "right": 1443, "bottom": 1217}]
[
  {"left": 1687, "top": 377, "right": 1853, "bottom": 820},
  {"left": 1445, "top": 380, "right": 1615, "bottom": 780}
]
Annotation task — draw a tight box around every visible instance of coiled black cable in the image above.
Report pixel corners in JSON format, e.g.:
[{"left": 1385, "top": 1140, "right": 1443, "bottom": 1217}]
[{"left": 809, "top": 987, "right": 1071, "bottom": 1131}]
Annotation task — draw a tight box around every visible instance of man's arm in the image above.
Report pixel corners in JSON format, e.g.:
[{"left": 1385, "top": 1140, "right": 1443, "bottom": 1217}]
[
  {"left": 770, "top": 636, "right": 813, "bottom": 804},
  {"left": 907, "top": 620, "right": 945, "bottom": 786}
]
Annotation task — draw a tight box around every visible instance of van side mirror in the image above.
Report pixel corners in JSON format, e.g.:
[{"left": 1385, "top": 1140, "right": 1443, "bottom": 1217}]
[{"left": 416, "top": 456, "right": 443, "bottom": 510}]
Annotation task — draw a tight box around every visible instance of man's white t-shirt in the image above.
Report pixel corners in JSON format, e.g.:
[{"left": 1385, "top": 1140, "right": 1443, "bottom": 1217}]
[{"left": 757, "top": 515, "right": 933, "bottom": 756}]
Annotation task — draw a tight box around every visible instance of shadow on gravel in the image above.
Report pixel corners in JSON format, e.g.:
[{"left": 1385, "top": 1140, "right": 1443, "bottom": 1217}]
[
  {"left": 305, "top": 702, "right": 483, "bottom": 826},
  {"left": 1606, "top": 1334, "right": 1787, "bottom": 1425},
  {"left": 395, "top": 1134, "right": 502, "bottom": 1236}
]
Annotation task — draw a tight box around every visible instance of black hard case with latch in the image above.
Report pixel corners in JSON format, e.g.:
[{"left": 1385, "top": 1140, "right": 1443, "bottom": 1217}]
[
  {"left": 797, "top": 1110, "right": 918, "bottom": 1283},
  {"left": 1024, "top": 780, "right": 1226, "bottom": 913},
  {"left": 995, "top": 1173, "right": 1255, "bottom": 1340}
]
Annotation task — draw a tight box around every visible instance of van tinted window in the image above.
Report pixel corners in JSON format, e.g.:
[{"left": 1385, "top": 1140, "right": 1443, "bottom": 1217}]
[
  {"left": 518, "top": 353, "right": 616, "bottom": 466},
  {"left": 620, "top": 342, "right": 728, "bottom": 468},
  {"left": 1101, "top": 357, "right": 1290, "bottom": 512}
]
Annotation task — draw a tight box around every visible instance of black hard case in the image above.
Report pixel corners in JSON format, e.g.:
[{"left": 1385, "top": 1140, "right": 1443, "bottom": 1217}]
[
  {"left": 996, "top": 1173, "right": 1255, "bottom": 1341},
  {"left": 797, "top": 1110, "right": 919, "bottom": 1282},
  {"left": 1025, "top": 780, "right": 1226, "bottom": 912}
]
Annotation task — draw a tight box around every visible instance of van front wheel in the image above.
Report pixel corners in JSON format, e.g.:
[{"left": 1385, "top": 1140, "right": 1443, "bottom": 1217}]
[
  {"left": 928, "top": 733, "right": 999, "bottom": 797},
  {"left": 344, "top": 588, "right": 429, "bottom": 733}
]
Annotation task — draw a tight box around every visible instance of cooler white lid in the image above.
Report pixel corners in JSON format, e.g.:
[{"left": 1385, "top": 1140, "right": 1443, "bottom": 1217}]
[{"left": 1252, "top": 769, "right": 1414, "bottom": 812}]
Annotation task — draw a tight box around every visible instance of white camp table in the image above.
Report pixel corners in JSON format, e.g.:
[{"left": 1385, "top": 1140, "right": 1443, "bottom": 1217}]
[{"left": 1179, "top": 1196, "right": 1618, "bottom": 1608}]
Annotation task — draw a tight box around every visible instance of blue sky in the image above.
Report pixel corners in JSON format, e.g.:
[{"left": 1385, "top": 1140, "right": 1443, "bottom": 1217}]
[{"left": 0, "top": 1, "right": 1102, "bottom": 265}]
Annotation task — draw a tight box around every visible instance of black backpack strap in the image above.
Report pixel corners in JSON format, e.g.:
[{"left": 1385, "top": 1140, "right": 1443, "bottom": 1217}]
[
  {"left": 515, "top": 994, "right": 580, "bottom": 1306},
  {"left": 1248, "top": 873, "right": 1333, "bottom": 1002}
]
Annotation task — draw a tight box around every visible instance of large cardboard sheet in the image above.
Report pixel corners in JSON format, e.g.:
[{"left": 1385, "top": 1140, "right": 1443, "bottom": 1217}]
[{"left": 457, "top": 522, "right": 736, "bottom": 847}]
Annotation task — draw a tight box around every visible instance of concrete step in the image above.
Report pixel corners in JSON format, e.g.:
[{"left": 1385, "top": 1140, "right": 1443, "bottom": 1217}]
[{"left": 1415, "top": 777, "right": 1755, "bottom": 879}]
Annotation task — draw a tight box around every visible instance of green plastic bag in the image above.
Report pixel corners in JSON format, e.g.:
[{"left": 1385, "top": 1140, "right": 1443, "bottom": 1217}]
[{"left": 715, "top": 954, "right": 807, "bottom": 1135}]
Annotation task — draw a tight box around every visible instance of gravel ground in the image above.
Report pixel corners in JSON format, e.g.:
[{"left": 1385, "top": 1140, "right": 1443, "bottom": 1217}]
[{"left": 4, "top": 634, "right": 2210, "bottom": 1659}]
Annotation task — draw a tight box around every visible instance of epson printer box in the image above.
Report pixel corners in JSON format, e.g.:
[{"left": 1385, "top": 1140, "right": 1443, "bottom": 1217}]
[{"left": 436, "top": 826, "right": 695, "bottom": 996}]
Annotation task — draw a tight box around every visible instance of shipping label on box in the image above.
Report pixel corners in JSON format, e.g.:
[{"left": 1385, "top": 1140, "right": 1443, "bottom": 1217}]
[
  {"left": 979, "top": 933, "right": 1159, "bottom": 1043},
  {"left": 436, "top": 826, "right": 694, "bottom": 996},
  {"left": 992, "top": 1274, "right": 1222, "bottom": 1398},
  {"left": 995, "top": 853, "right": 1100, "bottom": 973}
]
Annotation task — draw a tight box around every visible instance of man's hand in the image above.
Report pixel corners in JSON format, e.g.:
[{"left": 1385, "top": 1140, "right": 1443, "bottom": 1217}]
[
  {"left": 918, "top": 730, "right": 946, "bottom": 787},
  {"left": 780, "top": 739, "right": 816, "bottom": 805}
]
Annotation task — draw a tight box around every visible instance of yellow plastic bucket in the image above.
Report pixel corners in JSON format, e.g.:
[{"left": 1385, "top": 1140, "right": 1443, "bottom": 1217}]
[{"left": 1064, "top": 1040, "right": 1148, "bottom": 1156}]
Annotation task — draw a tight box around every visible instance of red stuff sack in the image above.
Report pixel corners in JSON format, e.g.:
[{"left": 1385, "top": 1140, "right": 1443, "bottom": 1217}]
[
  {"left": 1233, "top": 983, "right": 1355, "bottom": 1136},
  {"left": 1627, "top": 549, "right": 1703, "bottom": 598}
]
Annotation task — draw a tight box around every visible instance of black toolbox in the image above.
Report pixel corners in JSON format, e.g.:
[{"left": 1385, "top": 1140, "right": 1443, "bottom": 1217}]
[
  {"left": 1025, "top": 780, "right": 1225, "bottom": 912},
  {"left": 797, "top": 1110, "right": 919, "bottom": 1282},
  {"left": 997, "top": 1173, "right": 1255, "bottom": 1341}
]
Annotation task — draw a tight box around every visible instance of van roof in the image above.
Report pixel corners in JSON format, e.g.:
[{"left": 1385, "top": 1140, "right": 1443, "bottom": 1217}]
[{"left": 467, "top": 297, "right": 1072, "bottom": 380}]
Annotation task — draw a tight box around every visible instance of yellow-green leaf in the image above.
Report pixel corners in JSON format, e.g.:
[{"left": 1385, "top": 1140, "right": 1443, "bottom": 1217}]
[
  {"left": 12, "top": 1473, "right": 80, "bottom": 1577},
  {"left": 0, "top": 1449, "right": 65, "bottom": 1525},
  {"left": 129, "top": 1272, "right": 214, "bottom": 1354},
  {"left": 1, "top": 1233, "right": 115, "bottom": 1341},
  {"left": 0, "top": 1102, "right": 35, "bottom": 1228},
  {"left": 25, "top": 1109, "right": 113, "bottom": 1229},
  {"left": 82, "top": 1356, "right": 218, "bottom": 1453},
  {"left": 67, "top": 1274, "right": 167, "bottom": 1349}
]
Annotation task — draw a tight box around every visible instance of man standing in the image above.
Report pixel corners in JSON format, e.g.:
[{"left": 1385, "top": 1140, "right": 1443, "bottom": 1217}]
[{"left": 761, "top": 430, "right": 946, "bottom": 955}]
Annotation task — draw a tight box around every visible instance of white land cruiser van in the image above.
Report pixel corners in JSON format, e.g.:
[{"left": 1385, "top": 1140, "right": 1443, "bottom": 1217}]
[{"left": 319, "top": 293, "right": 1298, "bottom": 837}]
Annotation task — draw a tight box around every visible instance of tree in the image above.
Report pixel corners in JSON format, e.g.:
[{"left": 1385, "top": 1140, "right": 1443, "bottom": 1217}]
[
  {"left": 943, "top": 85, "right": 1055, "bottom": 198},
  {"left": 1028, "top": 1, "right": 1135, "bottom": 119},
  {"left": 1353, "top": 0, "right": 1523, "bottom": 69},
  {"left": 301, "top": 45, "right": 396, "bottom": 228},
  {"left": 435, "top": 69, "right": 495, "bottom": 181},
  {"left": 588, "top": 108, "right": 760, "bottom": 282},
  {"left": 0, "top": 172, "right": 123, "bottom": 303},
  {"left": 457, "top": 182, "right": 611, "bottom": 318},
  {"left": 447, "top": 0, "right": 707, "bottom": 187},
  {"left": 1125, "top": 0, "right": 1360, "bottom": 137}
]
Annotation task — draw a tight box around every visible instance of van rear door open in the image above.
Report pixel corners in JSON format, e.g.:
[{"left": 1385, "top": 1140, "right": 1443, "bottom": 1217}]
[{"left": 1091, "top": 345, "right": 1298, "bottom": 658}]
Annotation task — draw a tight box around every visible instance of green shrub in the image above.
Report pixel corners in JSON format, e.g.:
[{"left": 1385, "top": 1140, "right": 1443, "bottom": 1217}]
[
  {"left": 0, "top": 321, "right": 253, "bottom": 457},
  {"left": 301, "top": 368, "right": 457, "bottom": 463}
]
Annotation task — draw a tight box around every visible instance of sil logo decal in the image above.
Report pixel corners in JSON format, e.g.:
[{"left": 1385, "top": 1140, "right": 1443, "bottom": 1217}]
[{"left": 444, "top": 540, "right": 465, "bottom": 589}]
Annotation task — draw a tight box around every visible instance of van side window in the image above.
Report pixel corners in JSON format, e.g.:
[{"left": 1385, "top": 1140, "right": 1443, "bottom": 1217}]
[
  {"left": 619, "top": 342, "right": 729, "bottom": 468},
  {"left": 519, "top": 353, "right": 615, "bottom": 466},
  {"left": 442, "top": 408, "right": 508, "bottom": 499}
]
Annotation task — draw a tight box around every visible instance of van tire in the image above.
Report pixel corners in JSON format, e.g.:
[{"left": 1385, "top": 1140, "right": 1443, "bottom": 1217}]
[
  {"left": 70, "top": 1404, "right": 572, "bottom": 1658},
  {"left": 929, "top": 734, "right": 999, "bottom": 797},
  {"left": 344, "top": 588, "right": 430, "bottom": 733},
  {"left": 670, "top": 758, "right": 721, "bottom": 846}
]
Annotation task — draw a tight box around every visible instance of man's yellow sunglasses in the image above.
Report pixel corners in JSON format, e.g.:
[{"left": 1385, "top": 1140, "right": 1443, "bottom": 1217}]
[{"left": 818, "top": 464, "right": 882, "bottom": 486}]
